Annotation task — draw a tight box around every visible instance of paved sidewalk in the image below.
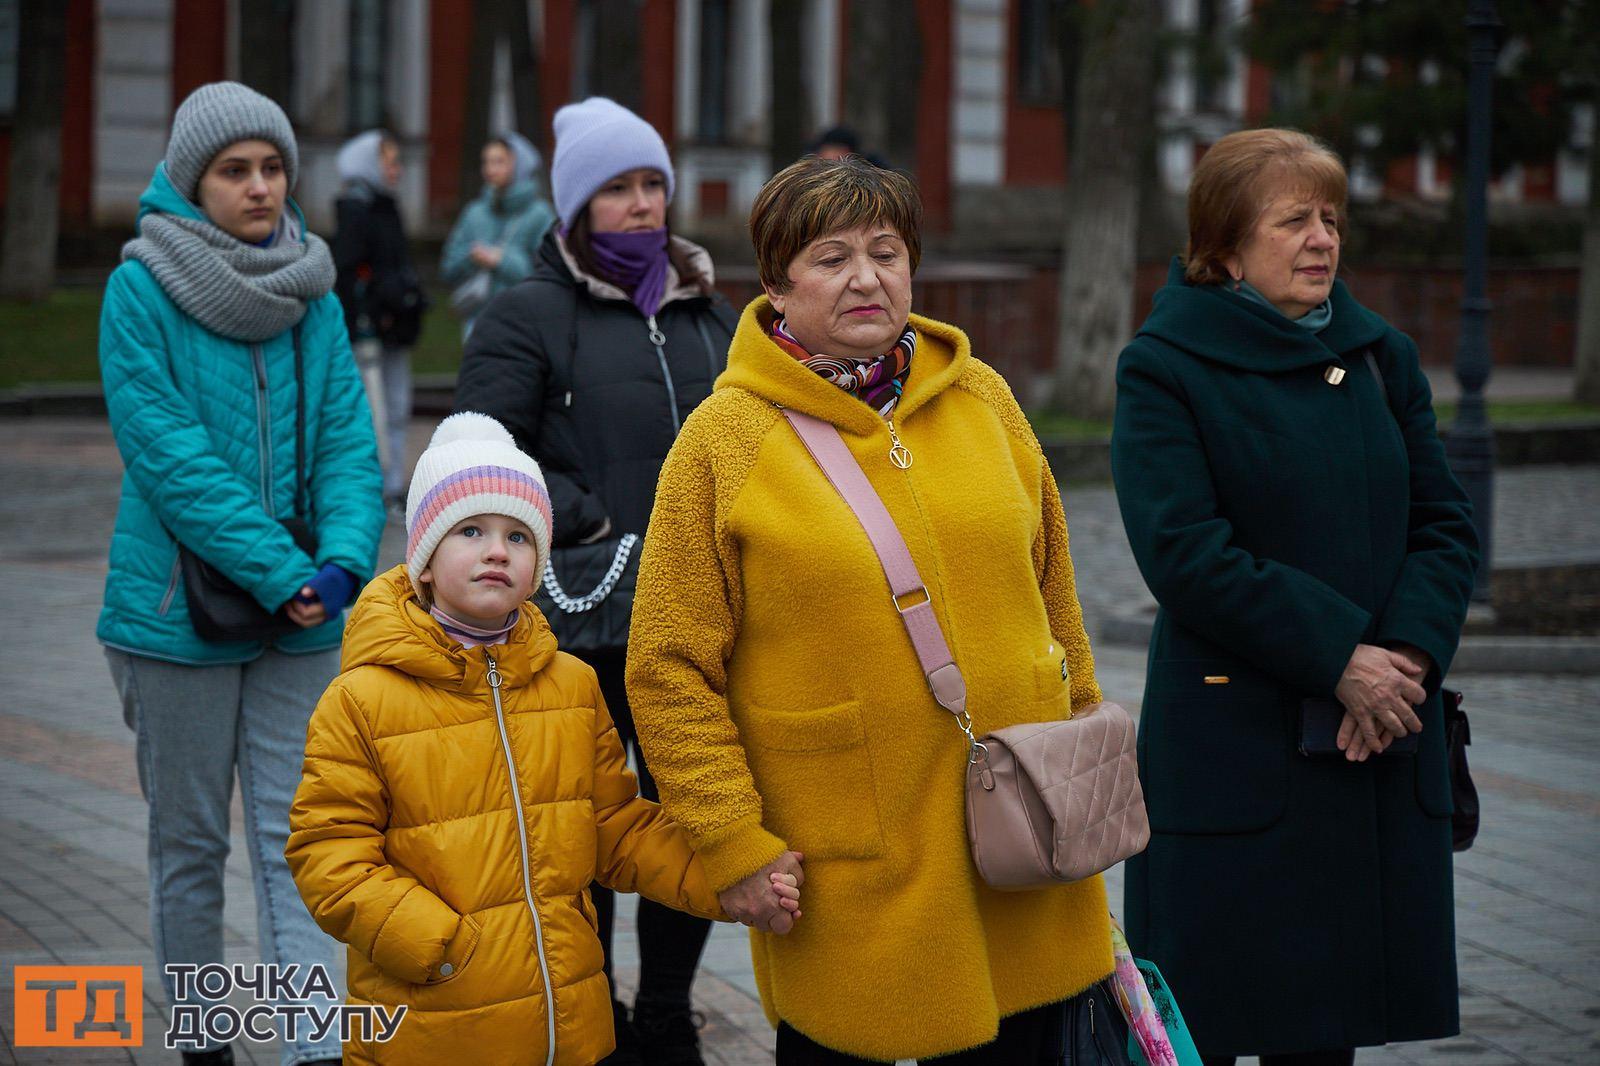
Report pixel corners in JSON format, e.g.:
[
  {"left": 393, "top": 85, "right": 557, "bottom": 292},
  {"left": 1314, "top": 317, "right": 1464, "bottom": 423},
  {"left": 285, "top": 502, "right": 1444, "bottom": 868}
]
[{"left": 1, "top": 418, "right": 1596, "bottom": 1064}]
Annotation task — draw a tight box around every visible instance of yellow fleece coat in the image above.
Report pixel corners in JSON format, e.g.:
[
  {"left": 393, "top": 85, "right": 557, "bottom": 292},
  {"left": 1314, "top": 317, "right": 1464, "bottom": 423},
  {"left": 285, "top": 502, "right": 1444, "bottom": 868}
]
[
  {"left": 626, "top": 299, "right": 1113, "bottom": 1060},
  {"left": 287, "top": 566, "right": 723, "bottom": 1066}
]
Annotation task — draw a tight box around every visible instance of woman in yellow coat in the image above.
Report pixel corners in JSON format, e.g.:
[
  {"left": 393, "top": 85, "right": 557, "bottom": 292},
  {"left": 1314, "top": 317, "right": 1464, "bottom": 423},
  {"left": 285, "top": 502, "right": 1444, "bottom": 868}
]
[
  {"left": 627, "top": 158, "right": 1114, "bottom": 1063},
  {"left": 287, "top": 415, "right": 800, "bottom": 1065}
]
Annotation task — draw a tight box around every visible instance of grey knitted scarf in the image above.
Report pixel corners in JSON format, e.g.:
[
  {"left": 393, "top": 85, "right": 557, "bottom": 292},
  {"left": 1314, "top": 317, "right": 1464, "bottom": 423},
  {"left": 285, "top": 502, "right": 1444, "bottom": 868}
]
[{"left": 122, "top": 212, "right": 336, "bottom": 342}]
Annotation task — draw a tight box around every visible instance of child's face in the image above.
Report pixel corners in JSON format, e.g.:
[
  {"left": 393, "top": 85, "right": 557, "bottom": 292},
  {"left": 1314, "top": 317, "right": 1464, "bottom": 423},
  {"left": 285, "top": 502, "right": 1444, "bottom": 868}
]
[{"left": 419, "top": 514, "right": 540, "bottom": 628}]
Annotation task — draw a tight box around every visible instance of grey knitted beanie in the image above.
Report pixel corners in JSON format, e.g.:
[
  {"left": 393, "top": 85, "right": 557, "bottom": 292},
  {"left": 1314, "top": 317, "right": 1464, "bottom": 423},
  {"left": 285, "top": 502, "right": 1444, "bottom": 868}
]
[
  {"left": 550, "top": 97, "right": 674, "bottom": 230},
  {"left": 165, "top": 82, "right": 299, "bottom": 200}
]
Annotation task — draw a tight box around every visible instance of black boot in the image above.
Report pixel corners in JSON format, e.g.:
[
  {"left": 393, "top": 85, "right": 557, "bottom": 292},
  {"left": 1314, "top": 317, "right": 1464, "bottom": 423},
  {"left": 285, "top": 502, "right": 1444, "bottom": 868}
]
[
  {"left": 598, "top": 998, "right": 644, "bottom": 1066},
  {"left": 633, "top": 998, "right": 706, "bottom": 1066},
  {"left": 181, "top": 1046, "right": 234, "bottom": 1066}
]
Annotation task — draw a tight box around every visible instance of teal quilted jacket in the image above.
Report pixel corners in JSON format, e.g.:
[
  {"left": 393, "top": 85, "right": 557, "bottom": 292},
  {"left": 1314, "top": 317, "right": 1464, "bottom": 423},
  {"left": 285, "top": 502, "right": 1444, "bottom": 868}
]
[{"left": 97, "top": 165, "right": 385, "bottom": 665}]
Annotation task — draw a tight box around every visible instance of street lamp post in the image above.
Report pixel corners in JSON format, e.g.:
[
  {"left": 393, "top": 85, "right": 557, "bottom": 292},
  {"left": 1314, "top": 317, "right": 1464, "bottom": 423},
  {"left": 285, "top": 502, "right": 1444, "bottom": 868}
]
[{"left": 1447, "top": 0, "right": 1501, "bottom": 607}]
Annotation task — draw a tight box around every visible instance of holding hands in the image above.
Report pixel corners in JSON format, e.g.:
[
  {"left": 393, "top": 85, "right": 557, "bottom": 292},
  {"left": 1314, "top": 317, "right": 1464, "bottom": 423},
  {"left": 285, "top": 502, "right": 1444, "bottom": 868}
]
[
  {"left": 1335, "top": 643, "right": 1431, "bottom": 762},
  {"left": 719, "top": 851, "right": 805, "bottom": 934}
]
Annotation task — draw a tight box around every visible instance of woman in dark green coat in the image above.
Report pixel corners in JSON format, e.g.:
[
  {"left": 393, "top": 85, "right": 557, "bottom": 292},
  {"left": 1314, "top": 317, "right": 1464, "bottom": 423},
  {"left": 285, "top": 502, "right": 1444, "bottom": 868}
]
[{"left": 1112, "top": 129, "right": 1479, "bottom": 1066}]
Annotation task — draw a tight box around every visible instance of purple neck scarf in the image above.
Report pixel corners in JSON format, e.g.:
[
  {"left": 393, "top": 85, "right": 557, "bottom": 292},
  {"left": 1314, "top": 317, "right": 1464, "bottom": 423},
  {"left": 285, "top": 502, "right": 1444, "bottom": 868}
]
[{"left": 585, "top": 226, "right": 671, "bottom": 318}]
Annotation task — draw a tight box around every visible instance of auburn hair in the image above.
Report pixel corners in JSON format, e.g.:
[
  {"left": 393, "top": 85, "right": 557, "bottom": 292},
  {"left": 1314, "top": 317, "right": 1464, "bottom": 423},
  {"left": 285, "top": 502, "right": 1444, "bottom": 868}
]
[{"left": 1185, "top": 128, "right": 1347, "bottom": 286}]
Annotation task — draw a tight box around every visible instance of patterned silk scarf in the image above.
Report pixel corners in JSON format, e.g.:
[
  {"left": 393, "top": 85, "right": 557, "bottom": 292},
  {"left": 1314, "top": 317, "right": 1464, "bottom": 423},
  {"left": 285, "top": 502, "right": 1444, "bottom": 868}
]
[{"left": 771, "top": 317, "right": 917, "bottom": 419}]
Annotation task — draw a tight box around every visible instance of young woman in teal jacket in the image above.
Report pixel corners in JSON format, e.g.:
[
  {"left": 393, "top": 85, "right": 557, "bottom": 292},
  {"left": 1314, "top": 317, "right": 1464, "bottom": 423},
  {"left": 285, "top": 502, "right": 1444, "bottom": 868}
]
[
  {"left": 439, "top": 130, "right": 555, "bottom": 337},
  {"left": 98, "top": 82, "right": 383, "bottom": 1066}
]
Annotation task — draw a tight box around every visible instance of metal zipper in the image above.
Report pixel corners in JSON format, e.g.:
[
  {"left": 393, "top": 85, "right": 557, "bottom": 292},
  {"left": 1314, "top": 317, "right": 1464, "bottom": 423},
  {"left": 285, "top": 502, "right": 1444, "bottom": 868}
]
[
  {"left": 250, "top": 345, "right": 273, "bottom": 510},
  {"left": 485, "top": 651, "right": 558, "bottom": 1066},
  {"left": 157, "top": 555, "right": 181, "bottom": 616},
  {"left": 646, "top": 314, "right": 682, "bottom": 434}
]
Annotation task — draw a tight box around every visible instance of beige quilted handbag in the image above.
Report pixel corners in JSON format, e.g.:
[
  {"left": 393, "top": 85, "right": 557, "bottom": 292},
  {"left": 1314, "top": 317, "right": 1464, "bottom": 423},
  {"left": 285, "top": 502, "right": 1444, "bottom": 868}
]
[
  {"left": 965, "top": 704, "right": 1148, "bottom": 888},
  {"left": 784, "top": 409, "right": 1151, "bottom": 890}
]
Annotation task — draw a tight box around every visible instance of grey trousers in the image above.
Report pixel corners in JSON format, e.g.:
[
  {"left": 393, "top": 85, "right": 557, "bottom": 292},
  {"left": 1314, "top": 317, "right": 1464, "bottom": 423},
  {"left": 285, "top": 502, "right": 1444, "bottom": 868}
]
[{"left": 105, "top": 647, "right": 341, "bottom": 1065}]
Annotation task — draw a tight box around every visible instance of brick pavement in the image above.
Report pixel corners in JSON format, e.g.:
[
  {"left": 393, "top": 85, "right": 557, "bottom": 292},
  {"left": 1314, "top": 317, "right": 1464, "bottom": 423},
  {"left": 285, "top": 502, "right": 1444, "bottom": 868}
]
[{"left": 1, "top": 417, "right": 1596, "bottom": 1065}]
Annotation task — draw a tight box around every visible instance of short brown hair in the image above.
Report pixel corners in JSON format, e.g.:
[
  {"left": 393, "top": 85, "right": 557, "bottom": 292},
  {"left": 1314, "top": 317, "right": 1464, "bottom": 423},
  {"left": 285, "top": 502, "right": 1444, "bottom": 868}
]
[
  {"left": 1184, "top": 128, "right": 1347, "bottom": 286},
  {"left": 749, "top": 156, "right": 922, "bottom": 293}
]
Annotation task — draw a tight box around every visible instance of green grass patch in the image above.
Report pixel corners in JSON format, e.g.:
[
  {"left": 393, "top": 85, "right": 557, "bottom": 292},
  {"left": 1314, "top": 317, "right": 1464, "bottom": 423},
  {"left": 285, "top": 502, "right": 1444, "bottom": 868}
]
[
  {"left": 0, "top": 287, "right": 466, "bottom": 389},
  {"left": 1434, "top": 399, "right": 1600, "bottom": 424},
  {"left": 1025, "top": 410, "right": 1113, "bottom": 439},
  {"left": 0, "top": 289, "right": 105, "bottom": 388}
]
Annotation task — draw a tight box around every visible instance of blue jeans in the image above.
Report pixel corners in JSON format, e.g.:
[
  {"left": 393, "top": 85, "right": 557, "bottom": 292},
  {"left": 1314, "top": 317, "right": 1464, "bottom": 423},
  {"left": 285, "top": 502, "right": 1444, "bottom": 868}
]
[{"left": 105, "top": 647, "right": 341, "bottom": 1064}]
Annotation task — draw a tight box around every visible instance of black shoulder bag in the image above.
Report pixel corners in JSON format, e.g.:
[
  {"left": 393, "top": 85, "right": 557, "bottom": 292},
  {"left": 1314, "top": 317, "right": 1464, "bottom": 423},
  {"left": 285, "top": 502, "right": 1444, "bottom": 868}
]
[
  {"left": 177, "top": 325, "right": 319, "bottom": 643},
  {"left": 1361, "top": 348, "right": 1480, "bottom": 851}
]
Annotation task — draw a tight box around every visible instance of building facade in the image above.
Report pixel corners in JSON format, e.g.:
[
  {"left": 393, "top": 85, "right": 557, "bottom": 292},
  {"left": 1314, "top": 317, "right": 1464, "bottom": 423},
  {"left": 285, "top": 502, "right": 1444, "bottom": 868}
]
[{"left": 1, "top": 0, "right": 1591, "bottom": 245}]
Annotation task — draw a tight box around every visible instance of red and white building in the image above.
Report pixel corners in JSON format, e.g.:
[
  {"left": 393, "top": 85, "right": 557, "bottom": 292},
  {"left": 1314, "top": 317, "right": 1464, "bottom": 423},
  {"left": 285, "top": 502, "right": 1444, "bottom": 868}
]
[{"left": 0, "top": 0, "right": 1590, "bottom": 243}]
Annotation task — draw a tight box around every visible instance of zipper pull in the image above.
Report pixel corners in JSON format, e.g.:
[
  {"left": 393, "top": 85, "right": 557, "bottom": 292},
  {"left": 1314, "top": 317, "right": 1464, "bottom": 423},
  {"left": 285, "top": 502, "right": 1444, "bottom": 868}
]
[
  {"left": 1088, "top": 995, "right": 1095, "bottom": 1034},
  {"left": 646, "top": 314, "right": 666, "bottom": 347},
  {"left": 887, "top": 419, "right": 912, "bottom": 469},
  {"left": 485, "top": 651, "right": 502, "bottom": 691}
]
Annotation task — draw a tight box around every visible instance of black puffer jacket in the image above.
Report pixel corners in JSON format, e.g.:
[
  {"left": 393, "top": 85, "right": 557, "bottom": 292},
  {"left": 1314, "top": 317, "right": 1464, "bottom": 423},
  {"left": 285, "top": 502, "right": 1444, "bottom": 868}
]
[
  {"left": 332, "top": 182, "right": 426, "bottom": 346},
  {"left": 454, "top": 230, "right": 737, "bottom": 546}
]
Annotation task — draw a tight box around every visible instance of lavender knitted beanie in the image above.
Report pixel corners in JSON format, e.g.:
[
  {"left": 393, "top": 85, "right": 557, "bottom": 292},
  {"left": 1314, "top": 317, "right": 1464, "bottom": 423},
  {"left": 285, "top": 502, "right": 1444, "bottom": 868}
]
[{"left": 550, "top": 97, "right": 674, "bottom": 230}]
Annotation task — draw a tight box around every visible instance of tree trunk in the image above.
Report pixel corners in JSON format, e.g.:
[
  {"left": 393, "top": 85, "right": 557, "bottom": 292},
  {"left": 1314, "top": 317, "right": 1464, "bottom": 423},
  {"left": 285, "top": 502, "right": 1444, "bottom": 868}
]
[
  {"left": 1575, "top": 130, "right": 1600, "bottom": 404},
  {"left": 844, "top": 0, "right": 919, "bottom": 169},
  {"left": 459, "top": 0, "right": 500, "bottom": 208},
  {"left": 1050, "top": 0, "right": 1159, "bottom": 419},
  {"left": 0, "top": 0, "right": 68, "bottom": 301},
  {"left": 503, "top": 0, "right": 541, "bottom": 142},
  {"left": 237, "top": 0, "right": 294, "bottom": 105},
  {"left": 590, "top": 0, "right": 642, "bottom": 112},
  {"left": 769, "top": 0, "right": 806, "bottom": 173}
]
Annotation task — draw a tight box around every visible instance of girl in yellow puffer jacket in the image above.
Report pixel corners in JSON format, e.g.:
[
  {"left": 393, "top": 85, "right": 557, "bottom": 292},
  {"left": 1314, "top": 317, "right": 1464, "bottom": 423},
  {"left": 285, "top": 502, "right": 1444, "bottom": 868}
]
[{"left": 287, "top": 414, "right": 801, "bottom": 1065}]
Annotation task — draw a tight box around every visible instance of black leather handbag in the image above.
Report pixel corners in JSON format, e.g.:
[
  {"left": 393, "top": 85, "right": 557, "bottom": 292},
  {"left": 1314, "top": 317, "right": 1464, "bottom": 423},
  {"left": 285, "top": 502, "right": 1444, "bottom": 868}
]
[
  {"left": 177, "top": 325, "right": 318, "bottom": 644},
  {"left": 534, "top": 534, "right": 640, "bottom": 655},
  {"left": 1443, "top": 687, "right": 1479, "bottom": 851},
  {"left": 1059, "top": 981, "right": 1133, "bottom": 1065}
]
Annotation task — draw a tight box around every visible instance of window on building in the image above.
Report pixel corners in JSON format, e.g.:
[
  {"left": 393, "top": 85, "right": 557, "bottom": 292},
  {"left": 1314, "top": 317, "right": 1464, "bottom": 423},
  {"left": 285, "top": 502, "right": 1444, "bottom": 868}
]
[
  {"left": 1016, "top": 0, "right": 1063, "bottom": 106},
  {"left": 348, "top": 0, "right": 387, "bottom": 131},
  {"left": 0, "top": 0, "right": 19, "bottom": 119},
  {"left": 697, "top": 0, "right": 732, "bottom": 142}
]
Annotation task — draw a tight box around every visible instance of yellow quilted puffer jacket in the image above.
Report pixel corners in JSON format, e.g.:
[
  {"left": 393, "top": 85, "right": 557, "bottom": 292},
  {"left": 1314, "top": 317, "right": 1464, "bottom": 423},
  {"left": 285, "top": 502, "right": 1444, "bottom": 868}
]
[{"left": 287, "top": 565, "right": 724, "bottom": 1065}]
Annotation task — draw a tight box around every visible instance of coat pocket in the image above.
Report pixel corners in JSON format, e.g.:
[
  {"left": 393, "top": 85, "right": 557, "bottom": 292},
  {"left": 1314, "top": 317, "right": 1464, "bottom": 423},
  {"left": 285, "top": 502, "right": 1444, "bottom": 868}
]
[
  {"left": 423, "top": 912, "right": 480, "bottom": 986},
  {"left": 1140, "top": 660, "right": 1291, "bottom": 834},
  {"left": 738, "top": 700, "right": 887, "bottom": 861}
]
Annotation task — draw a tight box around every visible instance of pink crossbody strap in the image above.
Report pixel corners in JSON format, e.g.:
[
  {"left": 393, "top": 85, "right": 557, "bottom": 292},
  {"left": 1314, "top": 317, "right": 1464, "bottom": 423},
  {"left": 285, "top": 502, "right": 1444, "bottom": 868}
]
[{"left": 782, "top": 408, "right": 968, "bottom": 718}]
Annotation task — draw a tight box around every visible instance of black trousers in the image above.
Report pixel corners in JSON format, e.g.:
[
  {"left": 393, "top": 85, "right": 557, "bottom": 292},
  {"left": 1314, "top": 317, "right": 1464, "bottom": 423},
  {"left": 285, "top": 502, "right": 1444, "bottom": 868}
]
[
  {"left": 1202, "top": 1052, "right": 1356, "bottom": 1066},
  {"left": 776, "top": 1002, "right": 1066, "bottom": 1065},
  {"left": 586, "top": 649, "right": 714, "bottom": 1010}
]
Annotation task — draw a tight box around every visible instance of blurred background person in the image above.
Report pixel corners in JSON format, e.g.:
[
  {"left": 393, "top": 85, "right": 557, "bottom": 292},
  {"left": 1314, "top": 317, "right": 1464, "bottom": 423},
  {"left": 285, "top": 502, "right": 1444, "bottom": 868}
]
[
  {"left": 441, "top": 131, "right": 555, "bottom": 338},
  {"left": 333, "top": 128, "right": 428, "bottom": 519}
]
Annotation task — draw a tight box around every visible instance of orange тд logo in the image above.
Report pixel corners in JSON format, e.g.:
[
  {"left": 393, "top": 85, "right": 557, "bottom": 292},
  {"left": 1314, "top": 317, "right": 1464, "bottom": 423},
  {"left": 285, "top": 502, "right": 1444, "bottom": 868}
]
[{"left": 13, "top": 966, "right": 143, "bottom": 1047}]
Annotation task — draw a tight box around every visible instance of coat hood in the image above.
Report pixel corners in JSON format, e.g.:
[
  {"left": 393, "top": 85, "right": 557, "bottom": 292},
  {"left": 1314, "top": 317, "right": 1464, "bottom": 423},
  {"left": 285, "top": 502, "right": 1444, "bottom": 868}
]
[
  {"left": 1138, "top": 257, "right": 1391, "bottom": 372},
  {"left": 135, "top": 161, "right": 311, "bottom": 244},
  {"left": 340, "top": 564, "right": 559, "bottom": 690},
  {"left": 337, "top": 129, "right": 392, "bottom": 191},
  {"left": 717, "top": 295, "right": 973, "bottom": 437},
  {"left": 501, "top": 130, "right": 543, "bottom": 188}
]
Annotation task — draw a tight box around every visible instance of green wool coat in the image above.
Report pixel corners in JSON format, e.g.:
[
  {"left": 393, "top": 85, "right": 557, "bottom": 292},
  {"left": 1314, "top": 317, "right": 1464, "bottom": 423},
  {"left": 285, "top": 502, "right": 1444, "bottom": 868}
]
[{"left": 1112, "top": 261, "right": 1479, "bottom": 1057}]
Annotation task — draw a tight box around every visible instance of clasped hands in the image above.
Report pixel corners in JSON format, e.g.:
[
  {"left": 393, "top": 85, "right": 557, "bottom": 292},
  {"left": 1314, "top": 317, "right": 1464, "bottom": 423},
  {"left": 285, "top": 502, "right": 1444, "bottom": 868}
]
[
  {"left": 1333, "top": 643, "right": 1433, "bottom": 762},
  {"left": 717, "top": 850, "right": 805, "bottom": 934}
]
